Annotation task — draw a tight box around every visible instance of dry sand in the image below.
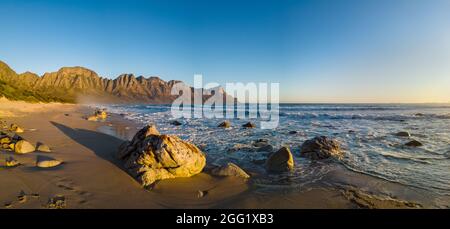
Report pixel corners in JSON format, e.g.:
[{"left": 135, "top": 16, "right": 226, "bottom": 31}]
[{"left": 0, "top": 100, "right": 443, "bottom": 209}]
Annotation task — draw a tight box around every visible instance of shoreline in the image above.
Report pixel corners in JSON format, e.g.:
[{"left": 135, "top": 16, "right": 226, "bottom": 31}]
[{"left": 0, "top": 103, "right": 447, "bottom": 208}]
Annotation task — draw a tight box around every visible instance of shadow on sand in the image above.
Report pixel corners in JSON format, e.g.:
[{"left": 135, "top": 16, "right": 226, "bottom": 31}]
[{"left": 50, "top": 121, "right": 125, "bottom": 165}]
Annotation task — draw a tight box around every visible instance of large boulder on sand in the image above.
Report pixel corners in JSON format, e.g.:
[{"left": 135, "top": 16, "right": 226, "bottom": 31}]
[
  {"left": 36, "top": 156, "right": 62, "bottom": 168},
  {"left": 37, "top": 143, "right": 51, "bottom": 152},
  {"left": 300, "top": 136, "right": 343, "bottom": 160},
  {"left": 211, "top": 163, "right": 250, "bottom": 179},
  {"left": 14, "top": 140, "right": 35, "bottom": 154},
  {"left": 265, "top": 147, "right": 294, "bottom": 172},
  {"left": 117, "top": 124, "right": 206, "bottom": 187},
  {"left": 117, "top": 124, "right": 160, "bottom": 159}
]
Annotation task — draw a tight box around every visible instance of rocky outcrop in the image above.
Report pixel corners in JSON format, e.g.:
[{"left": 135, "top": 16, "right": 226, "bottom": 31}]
[
  {"left": 117, "top": 124, "right": 206, "bottom": 187},
  {"left": 300, "top": 136, "right": 343, "bottom": 160},
  {"left": 265, "top": 147, "right": 294, "bottom": 172},
  {"left": 211, "top": 163, "right": 250, "bottom": 179}
]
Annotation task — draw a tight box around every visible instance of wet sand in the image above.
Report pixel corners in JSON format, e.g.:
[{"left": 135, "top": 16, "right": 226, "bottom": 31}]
[{"left": 0, "top": 103, "right": 445, "bottom": 209}]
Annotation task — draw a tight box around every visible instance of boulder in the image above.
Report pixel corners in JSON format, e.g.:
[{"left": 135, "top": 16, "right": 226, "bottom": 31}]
[
  {"left": 15, "top": 127, "right": 24, "bottom": 133},
  {"left": 265, "top": 147, "right": 294, "bottom": 172},
  {"left": 257, "top": 144, "right": 274, "bottom": 152},
  {"left": 395, "top": 131, "right": 411, "bottom": 137},
  {"left": 36, "top": 156, "right": 62, "bottom": 168},
  {"left": 0, "top": 136, "right": 11, "bottom": 144},
  {"left": 87, "top": 115, "right": 98, "bottom": 121},
  {"left": 12, "top": 134, "right": 23, "bottom": 141},
  {"left": 405, "top": 140, "right": 423, "bottom": 147},
  {"left": 218, "top": 121, "right": 231, "bottom": 128},
  {"left": 5, "top": 157, "right": 20, "bottom": 167},
  {"left": 242, "top": 122, "right": 256, "bottom": 128},
  {"left": 96, "top": 110, "right": 107, "bottom": 119},
  {"left": 14, "top": 140, "right": 35, "bottom": 154},
  {"left": 300, "top": 136, "right": 343, "bottom": 160},
  {"left": 253, "top": 139, "right": 269, "bottom": 148},
  {"left": 117, "top": 124, "right": 160, "bottom": 159},
  {"left": 9, "top": 124, "right": 24, "bottom": 133},
  {"left": 170, "top": 120, "right": 182, "bottom": 126},
  {"left": 211, "top": 163, "right": 250, "bottom": 179},
  {"left": 37, "top": 143, "right": 51, "bottom": 152},
  {"left": 117, "top": 124, "right": 206, "bottom": 187}
]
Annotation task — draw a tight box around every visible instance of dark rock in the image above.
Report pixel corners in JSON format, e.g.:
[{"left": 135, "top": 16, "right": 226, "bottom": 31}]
[
  {"left": 265, "top": 147, "right": 294, "bottom": 172},
  {"left": 242, "top": 122, "right": 256, "bottom": 128},
  {"left": 405, "top": 140, "right": 423, "bottom": 147},
  {"left": 257, "top": 144, "right": 274, "bottom": 152},
  {"left": 170, "top": 120, "right": 182, "bottom": 126},
  {"left": 300, "top": 136, "right": 343, "bottom": 160},
  {"left": 253, "top": 139, "right": 269, "bottom": 148},
  {"left": 395, "top": 131, "right": 411, "bottom": 137}
]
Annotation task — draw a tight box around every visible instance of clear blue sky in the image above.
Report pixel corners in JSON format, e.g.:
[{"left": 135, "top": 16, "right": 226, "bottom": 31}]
[{"left": 1, "top": 0, "right": 449, "bottom": 103}]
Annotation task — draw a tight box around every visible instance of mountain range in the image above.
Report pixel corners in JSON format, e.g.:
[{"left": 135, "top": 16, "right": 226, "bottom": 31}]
[{"left": 0, "top": 60, "right": 231, "bottom": 104}]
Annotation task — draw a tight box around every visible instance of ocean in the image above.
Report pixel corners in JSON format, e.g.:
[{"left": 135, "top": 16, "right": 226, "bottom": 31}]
[{"left": 104, "top": 103, "right": 450, "bottom": 197}]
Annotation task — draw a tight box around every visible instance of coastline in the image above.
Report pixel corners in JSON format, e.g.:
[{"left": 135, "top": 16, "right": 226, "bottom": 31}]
[{"left": 0, "top": 102, "right": 446, "bottom": 209}]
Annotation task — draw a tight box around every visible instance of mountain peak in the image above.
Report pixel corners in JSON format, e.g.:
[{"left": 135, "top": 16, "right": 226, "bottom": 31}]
[{"left": 55, "top": 66, "right": 99, "bottom": 78}]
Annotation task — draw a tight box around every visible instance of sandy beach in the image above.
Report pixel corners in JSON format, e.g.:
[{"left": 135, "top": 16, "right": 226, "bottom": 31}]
[{"left": 0, "top": 101, "right": 448, "bottom": 209}]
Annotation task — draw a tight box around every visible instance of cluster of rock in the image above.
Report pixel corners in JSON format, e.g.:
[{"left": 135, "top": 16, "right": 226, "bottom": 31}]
[
  {"left": 264, "top": 136, "right": 344, "bottom": 172},
  {"left": 1, "top": 121, "right": 25, "bottom": 133},
  {"left": 86, "top": 109, "right": 108, "bottom": 121},
  {"left": 117, "top": 124, "right": 206, "bottom": 187},
  {"left": 0, "top": 122, "right": 61, "bottom": 168},
  {"left": 112, "top": 121, "right": 354, "bottom": 190},
  {"left": 226, "top": 135, "right": 345, "bottom": 173},
  {"left": 217, "top": 121, "right": 256, "bottom": 129},
  {"left": 395, "top": 131, "right": 424, "bottom": 147}
]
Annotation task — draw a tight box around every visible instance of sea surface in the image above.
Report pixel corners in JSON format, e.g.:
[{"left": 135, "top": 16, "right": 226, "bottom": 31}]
[{"left": 104, "top": 103, "right": 450, "bottom": 198}]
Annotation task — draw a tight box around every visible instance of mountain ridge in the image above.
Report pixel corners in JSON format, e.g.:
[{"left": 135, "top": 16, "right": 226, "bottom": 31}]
[{"left": 0, "top": 60, "right": 232, "bottom": 104}]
